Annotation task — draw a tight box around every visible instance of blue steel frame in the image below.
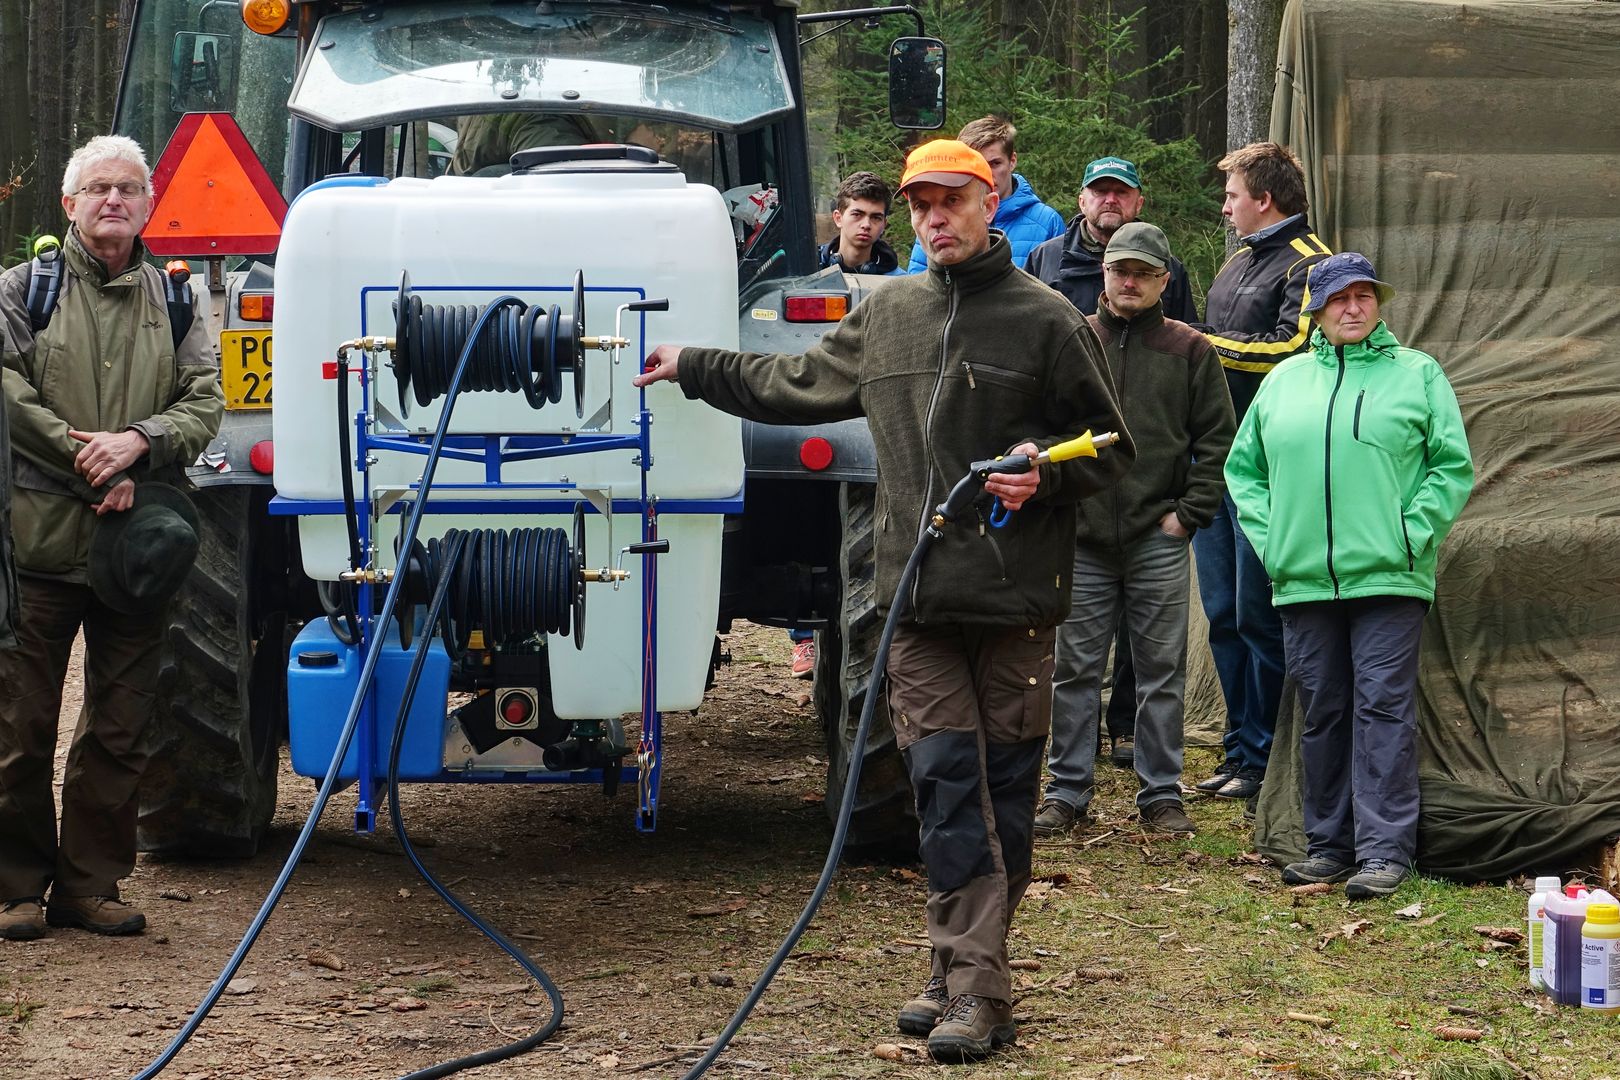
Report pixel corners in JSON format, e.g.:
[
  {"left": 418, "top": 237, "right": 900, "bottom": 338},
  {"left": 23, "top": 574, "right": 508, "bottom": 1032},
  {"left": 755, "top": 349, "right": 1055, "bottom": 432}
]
[{"left": 275, "top": 282, "right": 732, "bottom": 835}]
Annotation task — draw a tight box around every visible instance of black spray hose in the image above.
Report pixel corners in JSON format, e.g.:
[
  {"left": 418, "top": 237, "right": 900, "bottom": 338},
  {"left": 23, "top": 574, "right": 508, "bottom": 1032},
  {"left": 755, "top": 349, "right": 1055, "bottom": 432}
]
[
  {"left": 675, "top": 530, "right": 935, "bottom": 1078},
  {"left": 328, "top": 352, "right": 364, "bottom": 644},
  {"left": 129, "top": 297, "right": 530, "bottom": 1080},
  {"left": 380, "top": 528, "right": 566, "bottom": 1079}
]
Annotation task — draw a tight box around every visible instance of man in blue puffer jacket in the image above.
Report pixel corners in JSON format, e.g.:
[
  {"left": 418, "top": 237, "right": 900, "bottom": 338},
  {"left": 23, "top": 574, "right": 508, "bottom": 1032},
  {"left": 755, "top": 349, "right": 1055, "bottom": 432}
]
[{"left": 906, "top": 116, "right": 1063, "bottom": 272}]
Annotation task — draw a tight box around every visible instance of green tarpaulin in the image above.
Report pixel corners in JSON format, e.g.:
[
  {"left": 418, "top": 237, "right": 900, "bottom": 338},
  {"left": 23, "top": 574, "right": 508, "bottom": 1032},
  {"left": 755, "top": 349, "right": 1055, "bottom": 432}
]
[{"left": 1255, "top": 0, "right": 1620, "bottom": 880}]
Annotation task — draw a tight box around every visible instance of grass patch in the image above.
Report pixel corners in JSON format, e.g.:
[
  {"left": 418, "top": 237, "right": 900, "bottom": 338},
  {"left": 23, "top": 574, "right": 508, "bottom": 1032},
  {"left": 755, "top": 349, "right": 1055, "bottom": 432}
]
[{"left": 408, "top": 974, "right": 456, "bottom": 995}]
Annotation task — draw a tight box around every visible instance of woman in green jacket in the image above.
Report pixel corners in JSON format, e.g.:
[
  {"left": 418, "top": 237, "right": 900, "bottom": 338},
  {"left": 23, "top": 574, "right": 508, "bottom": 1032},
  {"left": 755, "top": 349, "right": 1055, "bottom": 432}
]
[{"left": 1224, "top": 252, "right": 1473, "bottom": 899}]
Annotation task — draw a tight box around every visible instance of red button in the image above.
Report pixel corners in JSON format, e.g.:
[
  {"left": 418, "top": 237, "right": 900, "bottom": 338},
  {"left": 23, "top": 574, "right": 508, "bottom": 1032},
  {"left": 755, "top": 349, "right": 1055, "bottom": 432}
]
[
  {"left": 501, "top": 695, "right": 529, "bottom": 725},
  {"left": 248, "top": 440, "right": 274, "bottom": 474}
]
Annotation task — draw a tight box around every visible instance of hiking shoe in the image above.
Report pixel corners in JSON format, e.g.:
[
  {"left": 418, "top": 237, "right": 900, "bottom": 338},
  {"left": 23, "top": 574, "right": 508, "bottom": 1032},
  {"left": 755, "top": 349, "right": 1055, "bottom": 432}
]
[
  {"left": 1140, "top": 799, "right": 1196, "bottom": 835},
  {"left": 1108, "top": 735, "right": 1135, "bottom": 769},
  {"left": 46, "top": 895, "right": 146, "bottom": 936},
  {"left": 1214, "top": 767, "right": 1264, "bottom": 800},
  {"left": 1281, "top": 855, "right": 1356, "bottom": 885},
  {"left": 1345, "top": 859, "right": 1409, "bottom": 900},
  {"left": 790, "top": 639, "right": 815, "bottom": 679},
  {"left": 1194, "top": 760, "right": 1242, "bottom": 793},
  {"left": 897, "top": 975, "right": 949, "bottom": 1035},
  {"left": 0, "top": 899, "right": 46, "bottom": 941},
  {"left": 1033, "top": 798, "right": 1083, "bottom": 839},
  {"left": 927, "top": 994, "right": 1016, "bottom": 1063}
]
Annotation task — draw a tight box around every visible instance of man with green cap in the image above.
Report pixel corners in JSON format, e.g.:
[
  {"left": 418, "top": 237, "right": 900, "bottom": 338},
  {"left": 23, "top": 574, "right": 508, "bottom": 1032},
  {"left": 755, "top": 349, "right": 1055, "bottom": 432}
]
[
  {"left": 1036, "top": 222, "right": 1235, "bottom": 839},
  {"left": 0, "top": 134, "right": 221, "bottom": 942},
  {"left": 1027, "top": 155, "right": 1199, "bottom": 778}
]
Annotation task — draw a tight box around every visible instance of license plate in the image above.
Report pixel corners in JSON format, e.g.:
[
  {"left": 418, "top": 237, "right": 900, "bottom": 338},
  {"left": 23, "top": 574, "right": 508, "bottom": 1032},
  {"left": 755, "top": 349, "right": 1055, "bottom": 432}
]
[{"left": 221, "top": 329, "right": 273, "bottom": 410}]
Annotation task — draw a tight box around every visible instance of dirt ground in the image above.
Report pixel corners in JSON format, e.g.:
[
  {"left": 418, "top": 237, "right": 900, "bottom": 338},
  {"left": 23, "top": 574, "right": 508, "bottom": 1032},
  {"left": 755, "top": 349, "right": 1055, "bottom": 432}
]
[
  {"left": 3, "top": 624, "right": 939, "bottom": 1079},
  {"left": 4, "top": 625, "right": 1600, "bottom": 1080}
]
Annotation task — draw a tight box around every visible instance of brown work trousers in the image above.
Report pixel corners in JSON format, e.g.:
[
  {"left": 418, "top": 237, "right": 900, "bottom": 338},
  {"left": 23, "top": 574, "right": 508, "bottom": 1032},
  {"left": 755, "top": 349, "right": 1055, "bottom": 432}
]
[
  {"left": 887, "top": 622, "right": 1055, "bottom": 1002},
  {"left": 0, "top": 577, "right": 166, "bottom": 902}
]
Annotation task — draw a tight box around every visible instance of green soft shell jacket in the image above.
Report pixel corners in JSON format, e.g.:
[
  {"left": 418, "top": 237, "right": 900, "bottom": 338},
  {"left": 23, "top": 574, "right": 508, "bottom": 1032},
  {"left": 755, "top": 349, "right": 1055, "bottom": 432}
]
[
  {"left": 679, "top": 232, "right": 1135, "bottom": 628},
  {"left": 1078, "top": 301, "right": 1235, "bottom": 549},
  {"left": 0, "top": 231, "right": 222, "bottom": 582},
  {"left": 1224, "top": 323, "right": 1473, "bottom": 606}
]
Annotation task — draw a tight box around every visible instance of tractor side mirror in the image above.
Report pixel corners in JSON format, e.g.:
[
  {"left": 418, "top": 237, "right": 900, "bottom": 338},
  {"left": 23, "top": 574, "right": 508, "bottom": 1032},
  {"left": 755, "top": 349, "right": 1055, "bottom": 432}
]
[
  {"left": 888, "top": 37, "right": 947, "bottom": 130},
  {"left": 170, "top": 32, "right": 235, "bottom": 113}
]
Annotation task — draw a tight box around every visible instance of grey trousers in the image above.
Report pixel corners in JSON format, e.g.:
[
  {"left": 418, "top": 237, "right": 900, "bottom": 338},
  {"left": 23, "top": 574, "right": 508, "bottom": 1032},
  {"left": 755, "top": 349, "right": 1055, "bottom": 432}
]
[
  {"left": 887, "top": 622, "right": 1054, "bottom": 1003},
  {"left": 1047, "top": 529, "right": 1191, "bottom": 811},
  {"left": 1278, "top": 597, "right": 1427, "bottom": 866}
]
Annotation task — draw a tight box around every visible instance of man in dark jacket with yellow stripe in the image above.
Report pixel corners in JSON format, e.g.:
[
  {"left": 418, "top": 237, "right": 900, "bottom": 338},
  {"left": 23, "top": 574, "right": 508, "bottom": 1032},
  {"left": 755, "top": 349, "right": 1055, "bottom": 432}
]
[
  {"left": 637, "top": 140, "right": 1132, "bottom": 1063},
  {"left": 1193, "top": 141, "right": 1332, "bottom": 803}
]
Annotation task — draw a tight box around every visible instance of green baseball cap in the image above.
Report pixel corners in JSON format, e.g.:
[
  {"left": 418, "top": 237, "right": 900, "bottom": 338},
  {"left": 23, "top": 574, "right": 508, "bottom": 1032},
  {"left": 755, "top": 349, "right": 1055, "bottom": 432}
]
[
  {"left": 1083, "top": 156, "right": 1140, "bottom": 189},
  {"left": 1103, "top": 222, "right": 1171, "bottom": 269}
]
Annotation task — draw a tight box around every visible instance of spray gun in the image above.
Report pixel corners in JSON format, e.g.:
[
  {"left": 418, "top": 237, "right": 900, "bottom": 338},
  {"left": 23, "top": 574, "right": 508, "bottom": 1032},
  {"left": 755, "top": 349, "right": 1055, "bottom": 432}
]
[{"left": 929, "top": 429, "right": 1122, "bottom": 535}]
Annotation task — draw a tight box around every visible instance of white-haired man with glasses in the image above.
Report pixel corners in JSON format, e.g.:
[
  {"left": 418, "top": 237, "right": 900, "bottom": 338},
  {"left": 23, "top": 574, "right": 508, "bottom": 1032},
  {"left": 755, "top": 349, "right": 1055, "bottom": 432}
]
[{"left": 0, "top": 135, "right": 221, "bottom": 941}]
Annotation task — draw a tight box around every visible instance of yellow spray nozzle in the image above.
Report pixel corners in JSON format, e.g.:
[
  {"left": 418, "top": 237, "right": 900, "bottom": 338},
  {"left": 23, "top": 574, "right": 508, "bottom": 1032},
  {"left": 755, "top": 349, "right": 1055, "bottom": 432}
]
[{"left": 1040, "top": 430, "right": 1120, "bottom": 464}]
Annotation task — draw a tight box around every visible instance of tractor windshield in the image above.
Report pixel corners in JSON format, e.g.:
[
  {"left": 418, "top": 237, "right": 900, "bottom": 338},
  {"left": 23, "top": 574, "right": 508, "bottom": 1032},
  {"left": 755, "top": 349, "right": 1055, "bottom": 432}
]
[{"left": 289, "top": 1, "right": 795, "bottom": 134}]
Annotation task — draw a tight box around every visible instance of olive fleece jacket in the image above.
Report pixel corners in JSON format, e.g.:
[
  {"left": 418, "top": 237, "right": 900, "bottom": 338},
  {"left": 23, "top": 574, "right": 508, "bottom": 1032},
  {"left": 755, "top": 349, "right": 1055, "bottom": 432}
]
[
  {"left": 677, "top": 231, "right": 1135, "bottom": 627},
  {"left": 0, "top": 230, "right": 222, "bottom": 581},
  {"left": 1078, "top": 300, "right": 1235, "bottom": 548}
]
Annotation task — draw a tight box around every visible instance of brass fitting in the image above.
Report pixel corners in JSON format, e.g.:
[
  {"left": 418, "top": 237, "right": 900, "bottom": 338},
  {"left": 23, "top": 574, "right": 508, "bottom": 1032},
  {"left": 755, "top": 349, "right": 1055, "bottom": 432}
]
[
  {"left": 338, "top": 568, "right": 394, "bottom": 584},
  {"left": 581, "top": 335, "right": 629, "bottom": 351},
  {"left": 580, "top": 567, "right": 632, "bottom": 583}
]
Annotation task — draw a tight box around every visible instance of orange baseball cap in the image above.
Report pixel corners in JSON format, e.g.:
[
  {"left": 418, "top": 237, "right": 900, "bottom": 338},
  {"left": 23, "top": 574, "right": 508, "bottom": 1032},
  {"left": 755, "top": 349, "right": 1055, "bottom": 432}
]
[{"left": 897, "top": 139, "right": 994, "bottom": 195}]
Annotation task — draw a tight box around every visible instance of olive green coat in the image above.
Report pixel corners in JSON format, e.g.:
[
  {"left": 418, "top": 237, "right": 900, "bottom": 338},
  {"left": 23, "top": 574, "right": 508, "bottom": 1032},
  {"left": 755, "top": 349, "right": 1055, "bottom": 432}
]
[{"left": 0, "top": 230, "right": 222, "bottom": 582}]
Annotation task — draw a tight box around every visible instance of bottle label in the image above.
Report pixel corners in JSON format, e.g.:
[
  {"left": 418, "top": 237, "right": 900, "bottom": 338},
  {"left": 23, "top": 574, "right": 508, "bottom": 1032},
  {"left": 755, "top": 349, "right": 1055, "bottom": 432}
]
[
  {"left": 1583, "top": 937, "right": 1619, "bottom": 1007},
  {"left": 1545, "top": 920, "right": 1558, "bottom": 986},
  {"left": 1530, "top": 920, "right": 1544, "bottom": 967}
]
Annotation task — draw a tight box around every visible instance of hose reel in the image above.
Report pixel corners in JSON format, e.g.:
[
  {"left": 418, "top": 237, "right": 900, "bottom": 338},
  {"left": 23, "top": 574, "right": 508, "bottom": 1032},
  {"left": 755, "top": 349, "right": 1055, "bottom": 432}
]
[
  {"left": 391, "top": 270, "right": 616, "bottom": 419},
  {"left": 396, "top": 504, "right": 600, "bottom": 654}
]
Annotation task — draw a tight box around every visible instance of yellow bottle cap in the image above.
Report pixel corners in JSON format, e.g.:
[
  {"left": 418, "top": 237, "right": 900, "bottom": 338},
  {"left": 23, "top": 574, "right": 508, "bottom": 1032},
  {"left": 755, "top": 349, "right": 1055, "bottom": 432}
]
[{"left": 1588, "top": 903, "right": 1620, "bottom": 924}]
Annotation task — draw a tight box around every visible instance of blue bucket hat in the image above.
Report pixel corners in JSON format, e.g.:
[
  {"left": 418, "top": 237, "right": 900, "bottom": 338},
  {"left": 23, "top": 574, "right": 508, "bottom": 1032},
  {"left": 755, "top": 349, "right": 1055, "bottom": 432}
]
[{"left": 1303, "top": 252, "right": 1396, "bottom": 313}]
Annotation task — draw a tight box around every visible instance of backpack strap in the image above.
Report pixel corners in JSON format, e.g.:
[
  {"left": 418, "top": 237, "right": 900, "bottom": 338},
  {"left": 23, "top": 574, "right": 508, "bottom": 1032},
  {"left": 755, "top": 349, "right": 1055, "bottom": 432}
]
[
  {"left": 162, "top": 261, "right": 195, "bottom": 353},
  {"left": 23, "top": 239, "right": 64, "bottom": 334}
]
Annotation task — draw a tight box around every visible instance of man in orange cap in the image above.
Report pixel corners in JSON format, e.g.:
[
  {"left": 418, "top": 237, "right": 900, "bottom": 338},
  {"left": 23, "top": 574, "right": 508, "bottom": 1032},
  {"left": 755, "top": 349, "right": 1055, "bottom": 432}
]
[{"left": 637, "top": 139, "right": 1132, "bottom": 1062}]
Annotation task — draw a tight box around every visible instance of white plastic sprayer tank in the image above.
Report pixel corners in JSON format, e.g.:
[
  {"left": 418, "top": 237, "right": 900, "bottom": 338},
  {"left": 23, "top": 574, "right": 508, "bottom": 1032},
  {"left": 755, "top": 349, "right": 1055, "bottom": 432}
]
[{"left": 272, "top": 165, "right": 743, "bottom": 717}]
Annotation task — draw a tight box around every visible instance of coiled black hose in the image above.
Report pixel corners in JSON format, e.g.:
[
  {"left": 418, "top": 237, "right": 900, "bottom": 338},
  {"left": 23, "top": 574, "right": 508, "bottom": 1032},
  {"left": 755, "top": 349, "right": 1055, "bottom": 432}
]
[
  {"left": 395, "top": 297, "right": 568, "bottom": 409},
  {"left": 416, "top": 527, "right": 575, "bottom": 655}
]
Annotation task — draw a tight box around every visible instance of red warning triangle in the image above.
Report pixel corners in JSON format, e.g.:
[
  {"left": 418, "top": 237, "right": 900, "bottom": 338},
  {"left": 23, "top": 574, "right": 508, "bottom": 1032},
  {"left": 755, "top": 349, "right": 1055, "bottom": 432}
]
[{"left": 144, "top": 112, "right": 288, "bottom": 257}]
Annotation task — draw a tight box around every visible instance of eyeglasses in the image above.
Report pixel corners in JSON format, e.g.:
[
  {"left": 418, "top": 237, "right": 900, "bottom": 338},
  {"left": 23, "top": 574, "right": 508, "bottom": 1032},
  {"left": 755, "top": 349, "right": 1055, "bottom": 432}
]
[
  {"left": 1104, "top": 265, "right": 1167, "bottom": 281},
  {"left": 73, "top": 181, "right": 149, "bottom": 199}
]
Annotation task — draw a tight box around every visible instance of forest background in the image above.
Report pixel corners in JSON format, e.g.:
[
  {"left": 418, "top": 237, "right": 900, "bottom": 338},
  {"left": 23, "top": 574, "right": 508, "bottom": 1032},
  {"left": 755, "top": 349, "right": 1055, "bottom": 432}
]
[{"left": 0, "top": 0, "right": 1286, "bottom": 302}]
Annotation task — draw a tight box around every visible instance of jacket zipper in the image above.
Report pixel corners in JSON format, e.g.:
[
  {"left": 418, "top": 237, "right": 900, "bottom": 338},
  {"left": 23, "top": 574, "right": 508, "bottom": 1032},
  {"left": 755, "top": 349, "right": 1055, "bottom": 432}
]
[
  {"left": 1353, "top": 388, "right": 1365, "bottom": 441},
  {"left": 1324, "top": 346, "right": 1346, "bottom": 598},
  {"left": 1400, "top": 511, "right": 1414, "bottom": 571},
  {"left": 912, "top": 270, "right": 960, "bottom": 619},
  {"left": 1113, "top": 319, "right": 1131, "bottom": 550}
]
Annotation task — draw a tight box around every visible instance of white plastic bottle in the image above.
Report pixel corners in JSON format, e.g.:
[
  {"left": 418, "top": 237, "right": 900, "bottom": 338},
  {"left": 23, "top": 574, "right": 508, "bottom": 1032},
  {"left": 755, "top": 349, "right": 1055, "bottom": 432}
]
[{"left": 1529, "top": 875, "right": 1561, "bottom": 991}]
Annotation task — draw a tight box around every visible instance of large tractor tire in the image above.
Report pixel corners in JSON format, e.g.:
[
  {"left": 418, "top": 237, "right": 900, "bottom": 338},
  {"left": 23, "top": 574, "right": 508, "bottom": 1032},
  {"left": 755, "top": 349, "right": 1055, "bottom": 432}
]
[
  {"left": 138, "top": 487, "right": 287, "bottom": 858},
  {"left": 814, "top": 482, "right": 917, "bottom": 860}
]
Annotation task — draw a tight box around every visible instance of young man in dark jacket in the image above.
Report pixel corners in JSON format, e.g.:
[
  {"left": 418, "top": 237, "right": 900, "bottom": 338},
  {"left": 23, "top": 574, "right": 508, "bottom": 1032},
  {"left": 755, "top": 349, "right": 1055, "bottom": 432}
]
[
  {"left": 1193, "top": 141, "right": 1333, "bottom": 804},
  {"left": 1035, "top": 223, "right": 1235, "bottom": 838},
  {"left": 638, "top": 140, "right": 1132, "bottom": 1063},
  {"left": 1026, "top": 155, "right": 1198, "bottom": 772},
  {"left": 816, "top": 170, "right": 902, "bottom": 276}
]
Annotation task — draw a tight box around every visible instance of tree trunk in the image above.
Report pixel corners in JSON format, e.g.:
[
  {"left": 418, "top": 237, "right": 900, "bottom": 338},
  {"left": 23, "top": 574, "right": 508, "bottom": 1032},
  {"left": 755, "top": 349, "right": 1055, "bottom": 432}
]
[
  {"left": 1226, "top": 0, "right": 1282, "bottom": 150},
  {"left": 0, "top": 0, "right": 36, "bottom": 256}
]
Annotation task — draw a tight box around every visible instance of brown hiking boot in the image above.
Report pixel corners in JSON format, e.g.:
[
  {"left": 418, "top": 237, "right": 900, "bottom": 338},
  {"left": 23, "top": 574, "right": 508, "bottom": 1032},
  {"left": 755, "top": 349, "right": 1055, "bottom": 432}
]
[
  {"left": 1140, "top": 799, "right": 1196, "bottom": 835},
  {"left": 928, "top": 994, "right": 1016, "bottom": 1062},
  {"left": 897, "top": 974, "right": 949, "bottom": 1035},
  {"left": 1032, "top": 798, "right": 1083, "bottom": 839},
  {"left": 1, "top": 899, "right": 46, "bottom": 941},
  {"left": 46, "top": 895, "right": 146, "bottom": 936}
]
